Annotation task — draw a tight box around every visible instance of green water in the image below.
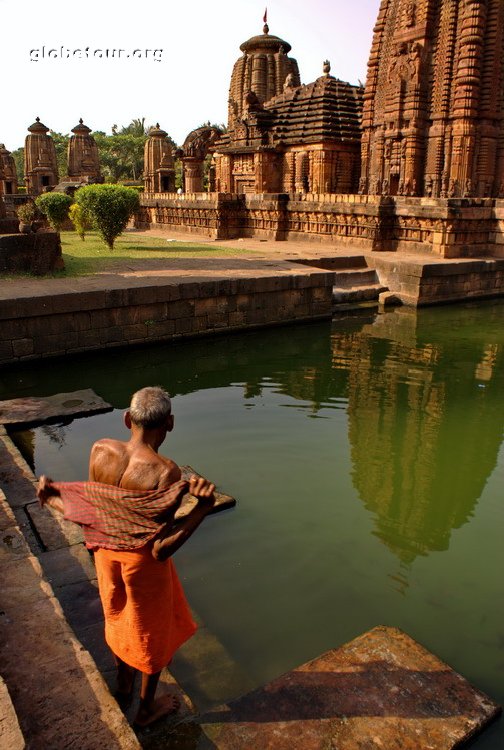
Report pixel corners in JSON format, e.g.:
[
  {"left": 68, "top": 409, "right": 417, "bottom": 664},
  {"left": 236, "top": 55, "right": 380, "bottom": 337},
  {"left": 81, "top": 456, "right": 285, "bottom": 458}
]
[{"left": 2, "top": 302, "right": 503, "bottom": 748}]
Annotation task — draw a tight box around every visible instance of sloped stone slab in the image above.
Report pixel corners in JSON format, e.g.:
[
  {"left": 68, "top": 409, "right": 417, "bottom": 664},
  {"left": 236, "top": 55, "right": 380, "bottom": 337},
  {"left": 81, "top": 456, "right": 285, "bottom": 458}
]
[
  {"left": 176, "top": 465, "right": 236, "bottom": 518},
  {"left": 0, "top": 388, "right": 112, "bottom": 426},
  {"left": 199, "top": 626, "right": 501, "bottom": 750}
]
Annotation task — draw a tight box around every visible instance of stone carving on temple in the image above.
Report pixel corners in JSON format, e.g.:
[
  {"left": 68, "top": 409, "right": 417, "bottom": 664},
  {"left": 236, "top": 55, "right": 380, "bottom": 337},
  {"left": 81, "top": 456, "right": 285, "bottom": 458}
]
[
  {"left": 143, "top": 124, "right": 176, "bottom": 193},
  {"left": 24, "top": 117, "right": 59, "bottom": 195},
  {"left": 361, "top": 0, "right": 504, "bottom": 198}
]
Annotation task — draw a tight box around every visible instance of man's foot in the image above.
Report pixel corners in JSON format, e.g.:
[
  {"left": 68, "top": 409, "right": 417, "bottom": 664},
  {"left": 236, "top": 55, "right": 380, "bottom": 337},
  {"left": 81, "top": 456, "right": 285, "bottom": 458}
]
[
  {"left": 134, "top": 694, "right": 181, "bottom": 728},
  {"left": 114, "top": 668, "right": 136, "bottom": 711},
  {"left": 114, "top": 688, "right": 134, "bottom": 712}
]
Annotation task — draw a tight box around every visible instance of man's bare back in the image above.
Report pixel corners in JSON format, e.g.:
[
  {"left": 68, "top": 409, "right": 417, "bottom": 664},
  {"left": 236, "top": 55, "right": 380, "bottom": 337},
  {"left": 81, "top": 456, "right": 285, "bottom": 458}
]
[{"left": 89, "top": 438, "right": 181, "bottom": 491}]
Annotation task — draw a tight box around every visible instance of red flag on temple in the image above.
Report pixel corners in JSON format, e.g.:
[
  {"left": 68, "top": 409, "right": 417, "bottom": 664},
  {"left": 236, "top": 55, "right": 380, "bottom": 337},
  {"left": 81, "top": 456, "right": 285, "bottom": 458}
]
[{"left": 263, "top": 8, "right": 268, "bottom": 24}]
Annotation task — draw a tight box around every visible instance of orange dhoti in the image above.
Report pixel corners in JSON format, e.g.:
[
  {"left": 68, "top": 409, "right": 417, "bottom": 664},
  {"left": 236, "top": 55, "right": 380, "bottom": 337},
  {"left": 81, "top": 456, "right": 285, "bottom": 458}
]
[{"left": 94, "top": 546, "right": 197, "bottom": 674}]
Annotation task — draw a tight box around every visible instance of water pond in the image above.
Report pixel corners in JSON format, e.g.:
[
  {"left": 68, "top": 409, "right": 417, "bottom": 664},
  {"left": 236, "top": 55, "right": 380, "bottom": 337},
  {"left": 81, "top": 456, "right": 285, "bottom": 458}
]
[{"left": 2, "top": 302, "right": 503, "bottom": 748}]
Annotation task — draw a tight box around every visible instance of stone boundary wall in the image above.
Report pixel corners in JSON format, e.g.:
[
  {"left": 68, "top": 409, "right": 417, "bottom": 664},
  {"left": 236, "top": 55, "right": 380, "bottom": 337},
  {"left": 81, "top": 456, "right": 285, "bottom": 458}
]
[
  {"left": 0, "top": 273, "right": 334, "bottom": 366},
  {"left": 136, "top": 193, "right": 504, "bottom": 258}
]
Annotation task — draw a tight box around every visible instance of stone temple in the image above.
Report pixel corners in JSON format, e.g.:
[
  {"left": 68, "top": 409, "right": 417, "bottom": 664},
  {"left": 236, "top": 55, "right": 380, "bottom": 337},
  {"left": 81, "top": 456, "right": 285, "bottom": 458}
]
[
  {"left": 212, "top": 22, "right": 362, "bottom": 195},
  {"left": 67, "top": 118, "right": 102, "bottom": 185},
  {"left": 138, "top": 8, "right": 504, "bottom": 274},
  {"left": 0, "top": 144, "right": 18, "bottom": 195},
  {"left": 24, "top": 118, "right": 59, "bottom": 195},
  {"left": 361, "top": 0, "right": 504, "bottom": 199}
]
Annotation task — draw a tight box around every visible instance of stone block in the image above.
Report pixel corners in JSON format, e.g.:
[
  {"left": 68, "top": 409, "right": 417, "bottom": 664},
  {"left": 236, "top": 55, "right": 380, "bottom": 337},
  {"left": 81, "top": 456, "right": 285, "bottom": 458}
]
[
  {"left": 0, "top": 389, "right": 112, "bottom": 426},
  {"left": 25, "top": 501, "right": 84, "bottom": 550},
  {"left": 40, "top": 543, "right": 97, "bottom": 589},
  {"left": 0, "top": 676, "right": 25, "bottom": 750},
  {"left": 198, "top": 627, "right": 501, "bottom": 750},
  {"left": 166, "top": 300, "right": 195, "bottom": 320},
  {"left": 11, "top": 337, "right": 34, "bottom": 357}
]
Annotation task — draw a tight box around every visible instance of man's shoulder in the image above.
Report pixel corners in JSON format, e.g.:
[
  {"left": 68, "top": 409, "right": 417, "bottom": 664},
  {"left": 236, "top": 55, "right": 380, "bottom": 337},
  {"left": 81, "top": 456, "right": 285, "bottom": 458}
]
[{"left": 91, "top": 438, "right": 128, "bottom": 456}]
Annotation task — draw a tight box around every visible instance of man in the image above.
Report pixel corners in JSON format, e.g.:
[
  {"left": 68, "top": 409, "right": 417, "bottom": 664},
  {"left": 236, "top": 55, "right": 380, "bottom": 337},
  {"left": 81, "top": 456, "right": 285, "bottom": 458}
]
[{"left": 37, "top": 386, "right": 216, "bottom": 727}]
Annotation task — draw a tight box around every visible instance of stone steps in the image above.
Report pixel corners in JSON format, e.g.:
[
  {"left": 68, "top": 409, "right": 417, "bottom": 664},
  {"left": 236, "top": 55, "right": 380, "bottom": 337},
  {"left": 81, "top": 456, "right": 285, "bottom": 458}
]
[
  {"left": 332, "top": 265, "right": 388, "bottom": 310},
  {"left": 289, "top": 254, "right": 389, "bottom": 310}
]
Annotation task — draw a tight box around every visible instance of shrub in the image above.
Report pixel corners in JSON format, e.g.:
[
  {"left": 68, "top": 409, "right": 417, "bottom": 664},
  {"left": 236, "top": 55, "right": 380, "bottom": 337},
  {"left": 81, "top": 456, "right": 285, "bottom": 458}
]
[
  {"left": 35, "top": 192, "right": 73, "bottom": 231},
  {"left": 69, "top": 202, "right": 93, "bottom": 241},
  {"left": 17, "top": 201, "right": 37, "bottom": 223},
  {"left": 75, "top": 184, "right": 140, "bottom": 250}
]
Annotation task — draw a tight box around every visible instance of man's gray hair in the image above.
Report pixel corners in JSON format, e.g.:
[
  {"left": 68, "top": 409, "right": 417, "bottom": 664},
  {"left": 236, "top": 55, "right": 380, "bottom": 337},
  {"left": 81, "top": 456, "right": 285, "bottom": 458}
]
[{"left": 129, "top": 386, "right": 172, "bottom": 429}]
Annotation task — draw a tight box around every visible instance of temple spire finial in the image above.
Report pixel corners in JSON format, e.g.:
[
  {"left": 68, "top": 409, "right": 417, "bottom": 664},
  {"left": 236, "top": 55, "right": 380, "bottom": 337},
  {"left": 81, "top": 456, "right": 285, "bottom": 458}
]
[{"left": 263, "top": 7, "right": 268, "bottom": 34}]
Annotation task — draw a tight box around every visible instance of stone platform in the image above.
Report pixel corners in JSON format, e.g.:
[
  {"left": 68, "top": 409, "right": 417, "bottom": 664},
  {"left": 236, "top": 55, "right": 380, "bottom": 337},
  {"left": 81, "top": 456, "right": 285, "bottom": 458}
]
[
  {"left": 197, "top": 626, "right": 501, "bottom": 750},
  {"left": 0, "top": 388, "right": 112, "bottom": 425},
  {"left": 2, "top": 231, "right": 504, "bottom": 367}
]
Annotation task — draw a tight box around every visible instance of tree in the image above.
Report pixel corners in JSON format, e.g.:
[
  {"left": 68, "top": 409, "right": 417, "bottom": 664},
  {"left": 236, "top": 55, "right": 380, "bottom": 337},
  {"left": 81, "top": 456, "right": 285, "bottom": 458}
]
[
  {"left": 75, "top": 184, "right": 140, "bottom": 250},
  {"left": 49, "top": 131, "right": 70, "bottom": 178},
  {"left": 11, "top": 147, "right": 25, "bottom": 184},
  {"left": 35, "top": 192, "right": 73, "bottom": 231},
  {"left": 69, "top": 202, "right": 93, "bottom": 240}
]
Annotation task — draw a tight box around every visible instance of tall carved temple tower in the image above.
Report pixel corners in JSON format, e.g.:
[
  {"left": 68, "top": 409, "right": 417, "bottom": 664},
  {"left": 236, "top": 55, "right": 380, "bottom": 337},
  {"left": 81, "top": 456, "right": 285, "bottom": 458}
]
[
  {"left": 144, "top": 124, "right": 175, "bottom": 193},
  {"left": 361, "top": 0, "right": 504, "bottom": 198},
  {"left": 67, "top": 119, "right": 101, "bottom": 183},
  {"left": 227, "top": 22, "right": 301, "bottom": 129},
  {"left": 24, "top": 118, "right": 59, "bottom": 195}
]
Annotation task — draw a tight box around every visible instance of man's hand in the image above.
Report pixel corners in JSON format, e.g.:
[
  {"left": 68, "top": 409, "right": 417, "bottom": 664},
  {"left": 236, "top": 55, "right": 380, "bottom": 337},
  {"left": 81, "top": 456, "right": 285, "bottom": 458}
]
[
  {"left": 189, "top": 475, "right": 216, "bottom": 508},
  {"left": 37, "top": 475, "right": 63, "bottom": 513}
]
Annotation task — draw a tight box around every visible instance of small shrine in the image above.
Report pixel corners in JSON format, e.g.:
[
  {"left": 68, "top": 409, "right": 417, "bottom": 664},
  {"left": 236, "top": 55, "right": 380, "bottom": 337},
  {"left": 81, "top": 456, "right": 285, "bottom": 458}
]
[
  {"left": 0, "top": 144, "right": 18, "bottom": 195},
  {"left": 67, "top": 119, "right": 102, "bottom": 184},
  {"left": 143, "top": 124, "right": 175, "bottom": 193},
  {"left": 23, "top": 118, "right": 59, "bottom": 195}
]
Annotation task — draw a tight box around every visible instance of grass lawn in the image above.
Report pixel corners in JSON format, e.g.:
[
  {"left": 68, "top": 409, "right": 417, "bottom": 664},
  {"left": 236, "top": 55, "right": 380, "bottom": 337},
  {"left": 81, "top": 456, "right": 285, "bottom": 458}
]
[{"left": 58, "top": 230, "right": 252, "bottom": 276}]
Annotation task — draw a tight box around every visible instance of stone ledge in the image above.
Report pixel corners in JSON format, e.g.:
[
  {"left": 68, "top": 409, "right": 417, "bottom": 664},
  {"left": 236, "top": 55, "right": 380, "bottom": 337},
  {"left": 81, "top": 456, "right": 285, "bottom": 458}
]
[{"left": 196, "top": 626, "right": 501, "bottom": 750}]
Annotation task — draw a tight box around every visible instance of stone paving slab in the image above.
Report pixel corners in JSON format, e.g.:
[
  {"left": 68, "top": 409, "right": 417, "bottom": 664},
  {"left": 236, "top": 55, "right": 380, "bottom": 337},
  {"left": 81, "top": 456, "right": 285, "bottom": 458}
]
[
  {"left": 197, "top": 626, "right": 501, "bottom": 750},
  {"left": 0, "top": 675, "right": 24, "bottom": 750},
  {"left": 0, "top": 388, "right": 112, "bottom": 426}
]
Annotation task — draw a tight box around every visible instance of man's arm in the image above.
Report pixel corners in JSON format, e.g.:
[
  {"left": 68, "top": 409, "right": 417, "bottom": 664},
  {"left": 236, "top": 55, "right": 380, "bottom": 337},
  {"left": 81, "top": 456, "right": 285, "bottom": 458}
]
[
  {"left": 152, "top": 475, "right": 216, "bottom": 561},
  {"left": 37, "top": 475, "right": 64, "bottom": 514}
]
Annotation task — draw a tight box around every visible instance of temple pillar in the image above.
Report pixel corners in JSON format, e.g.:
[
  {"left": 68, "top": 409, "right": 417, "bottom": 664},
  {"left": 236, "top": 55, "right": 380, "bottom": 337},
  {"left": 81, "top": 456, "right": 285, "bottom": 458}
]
[{"left": 183, "top": 157, "right": 204, "bottom": 193}]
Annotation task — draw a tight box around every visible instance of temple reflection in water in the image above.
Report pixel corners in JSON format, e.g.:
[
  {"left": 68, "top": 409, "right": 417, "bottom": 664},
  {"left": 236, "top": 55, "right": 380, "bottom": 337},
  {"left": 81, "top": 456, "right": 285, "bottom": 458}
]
[{"left": 333, "top": 307, "right": 504, "bottom": 564}]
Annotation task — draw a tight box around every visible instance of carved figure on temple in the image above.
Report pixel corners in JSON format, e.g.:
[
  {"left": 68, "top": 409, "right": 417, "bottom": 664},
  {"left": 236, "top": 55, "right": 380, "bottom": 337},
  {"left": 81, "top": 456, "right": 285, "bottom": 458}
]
[
  {"left": 283, "top": 73, "right": 296, "bottom": 92},
  {"left": 463, "top": 179, "right": 473, "bottom": 198},
  {"left": 404, "top": 1, "right": 416, "bottom": 28}
]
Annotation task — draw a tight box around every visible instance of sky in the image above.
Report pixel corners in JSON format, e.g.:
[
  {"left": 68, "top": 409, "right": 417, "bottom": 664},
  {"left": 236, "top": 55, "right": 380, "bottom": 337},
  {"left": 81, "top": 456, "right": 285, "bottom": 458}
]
[{"left": 0, "top": 0, "right": 381, "bottom": 150}]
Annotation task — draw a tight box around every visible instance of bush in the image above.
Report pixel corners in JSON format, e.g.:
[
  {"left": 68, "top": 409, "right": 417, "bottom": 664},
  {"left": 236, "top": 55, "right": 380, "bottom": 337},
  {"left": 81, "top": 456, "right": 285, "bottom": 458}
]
[
  {"left": 16, "top": 201, "right": 37, "bottom": 223},
  {"left": 35, "top": 192, "right": 73, "bottom": 231},
  {"left": 75, "top": 184, "right": 140, "bottom": 250},
  {"left": 69, "top": 202, "right": 93, "bottom": 241}
]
